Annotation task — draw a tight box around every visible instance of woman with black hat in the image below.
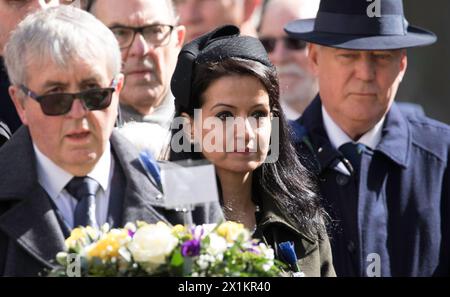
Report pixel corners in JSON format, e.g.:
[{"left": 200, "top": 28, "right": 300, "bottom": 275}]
[{"left": 170, "top": 25, "right": 335, "bottom": 276}]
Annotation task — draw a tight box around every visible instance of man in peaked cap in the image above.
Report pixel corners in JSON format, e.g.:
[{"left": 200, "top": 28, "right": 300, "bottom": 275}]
[{"left": 285, "top": 0, "right": 449, "bottom": 276}]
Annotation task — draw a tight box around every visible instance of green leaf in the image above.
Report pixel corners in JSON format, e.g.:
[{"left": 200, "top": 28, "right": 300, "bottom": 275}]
[{"left": 170, "top": 249, "right": 184, "bottom": 267}]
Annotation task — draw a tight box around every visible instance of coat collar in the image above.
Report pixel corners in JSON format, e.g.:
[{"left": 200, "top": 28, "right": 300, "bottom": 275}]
[
  {"left": 300, "top": 96, "right": 411, "bottom": 169},
  {"left": 299, "top": 96, "right": 344, "bottom": 173},
  {"left": 376, "top": 103, "right": 411, "bottom": 168},
  {"left": 257, "top": 191, "right": 317, "bottom": 244},
  {"left": 0, "top": 127, "right": 65, "bottom": 269}
]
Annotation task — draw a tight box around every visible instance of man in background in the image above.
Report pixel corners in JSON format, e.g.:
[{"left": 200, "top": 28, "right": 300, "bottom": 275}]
[
  {"left": 89, "top": 0, "right": 184, "bottom": 130},
  {"left": 88, "top": 0, "right": 185, "bottom": 157},
  {"left": 258, "top": 0, "right": 319, "bottom": 120},
  {"left": 175, "top": 0, "right": 261, "bottom": 43}
]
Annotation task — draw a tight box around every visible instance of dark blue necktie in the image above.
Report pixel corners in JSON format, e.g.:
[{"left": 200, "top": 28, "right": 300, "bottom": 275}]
[
  {"left": 339, "top": 142, "right": 367, "bottom": 175},
  {"left": 65, "top": 176, "right": 100, "bottom": 228}
]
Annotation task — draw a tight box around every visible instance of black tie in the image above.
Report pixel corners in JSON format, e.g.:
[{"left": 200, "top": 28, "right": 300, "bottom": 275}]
[
  {"left": 65, "top": 176, "right": 100, "bottom": 228},
  {"left": 339, "top": 142, "right": 367, "bottom": 175}
]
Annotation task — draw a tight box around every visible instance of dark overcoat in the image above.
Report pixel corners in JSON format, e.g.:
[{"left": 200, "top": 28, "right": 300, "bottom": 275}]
[{"left": 290, "top": 97, "right": 450, "bottom": 277}]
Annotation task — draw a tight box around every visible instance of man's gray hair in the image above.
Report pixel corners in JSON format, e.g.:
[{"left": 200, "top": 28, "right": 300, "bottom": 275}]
[{"left": 4, "top": 5, "right": 122, "bottom": 86}]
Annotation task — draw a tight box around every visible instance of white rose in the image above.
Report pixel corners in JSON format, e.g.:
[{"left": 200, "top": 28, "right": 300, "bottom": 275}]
[
  {"left": 128, "top": 223, "right": 178, "bottom": 273},
  {"left": 206, "top": 233, "right": 227, "bottom": 256}
]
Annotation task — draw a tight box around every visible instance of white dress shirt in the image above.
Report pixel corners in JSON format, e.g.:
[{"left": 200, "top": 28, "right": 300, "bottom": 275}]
[
  {"left": 34, "top": 143, "right": 114, "bottom": 229},
  {"left": 322, "top": 106, "right": 385, "bottom": 175}
]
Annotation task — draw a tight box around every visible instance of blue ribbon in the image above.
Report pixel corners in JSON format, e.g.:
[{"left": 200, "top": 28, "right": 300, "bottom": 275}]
[
  {"left": 139, "top": 150, "right": 162, "bottom": 191},
  {"left": 278, "top": 241, "right": 301, "bottom": 272}
]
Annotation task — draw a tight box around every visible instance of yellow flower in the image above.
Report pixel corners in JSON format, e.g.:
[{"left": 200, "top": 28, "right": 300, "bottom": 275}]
[
  {"left": 65, "top": 227, "right": 88, "bottom": 250},
  {"left": 156, "top": 221, "right": 169, "bottom": 228},
  {"left": 84, "top": 226, "right": 99, "bottom": 240},
  {"left": 172, "top": 224, "right": 186, "bottom": 235},
  {"left": 136, "top": 221, "right": 150, "bottom": 228},
  {"left": 216, "top": 221, "right": 249, "bottom": 243},
  {"left": 87, "top": 229, "right": 130, "bottom": 260}
]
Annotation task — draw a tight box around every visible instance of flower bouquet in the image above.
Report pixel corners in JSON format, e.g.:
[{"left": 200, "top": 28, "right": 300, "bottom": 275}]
[{"left": 49, "top": 221, "right": 284, "bottom": 277}]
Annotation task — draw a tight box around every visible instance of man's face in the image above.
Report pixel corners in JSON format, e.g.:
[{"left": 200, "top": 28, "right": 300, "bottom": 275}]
[
  {"left": 175, "top": 0, "right": 244, "bottom": 43},
  {"left": 259, "top": 2, "right": 318, "bottom": 110},
  {"left": 309, "top": 45, "right": 407, "bottom": 133},
  {"left": 0, "top": 0, "right": 59, "bottom": 55},
  {"left": 92, "top": 0, "right": 185, "bottom": 115},
  {"left": 10, "top": 56, "right": 123, "bottom": 176}
]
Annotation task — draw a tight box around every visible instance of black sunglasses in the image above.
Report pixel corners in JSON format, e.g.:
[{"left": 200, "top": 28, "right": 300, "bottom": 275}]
[
  {"left": 19, "top": 79, "right": 119, "bottom": 116},
  {"left": 259, "top": 36, "right": 307, "bottom": 53}
]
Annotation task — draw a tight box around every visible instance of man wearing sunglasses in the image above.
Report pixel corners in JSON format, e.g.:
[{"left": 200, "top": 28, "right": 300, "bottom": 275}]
[
  {"left": 0, "top": 6, "right": 184, "bottom": 276},
  {"left": 258, "top": 0, "right": 320, "bottom": 120}
]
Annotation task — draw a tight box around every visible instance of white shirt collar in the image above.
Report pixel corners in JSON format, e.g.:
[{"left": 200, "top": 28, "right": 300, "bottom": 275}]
[
  {"left": 322, "top": 106, "right": 385, "bottom": 150},
  {"left": 34, "top": 142, "right": 112, "bottom": 200}
]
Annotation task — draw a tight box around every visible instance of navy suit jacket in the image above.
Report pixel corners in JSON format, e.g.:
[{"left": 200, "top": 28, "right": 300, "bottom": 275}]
[{"left": 290, "top": 96, "right": 450, "bottom": 276}]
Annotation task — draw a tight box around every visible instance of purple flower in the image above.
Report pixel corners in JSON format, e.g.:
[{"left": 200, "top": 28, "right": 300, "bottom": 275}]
[
  {"left": 246, "top": 243, "right": 261, "bottom": 254},
  {"left": 190, "top": 226, "right": 204, "bottom": 240},
  {"left": 181, "top": 239, "right": 201, "bottom": 257},
  {"left": 246, "top": 247, "right": 260, "bottom": 254},
  {"left": 128, "top": 230, "right": 135, "bottom": 238}
]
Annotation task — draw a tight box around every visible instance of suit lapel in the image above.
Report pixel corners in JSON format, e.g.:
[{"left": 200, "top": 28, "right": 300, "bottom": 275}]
[
  {"left": 106, "top": 150, "right": 125, "bottom": 228},
  {"left": 299, "top": 96, "right": 344, "bottom": 174},
  {"left": 110, "top": 131, "right": 169, "bottom": 225}
]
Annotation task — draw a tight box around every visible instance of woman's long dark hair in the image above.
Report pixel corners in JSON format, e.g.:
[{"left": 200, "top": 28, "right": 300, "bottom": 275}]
[{"left": 171, "top": 57, "right": 327, "bottom": 238}]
